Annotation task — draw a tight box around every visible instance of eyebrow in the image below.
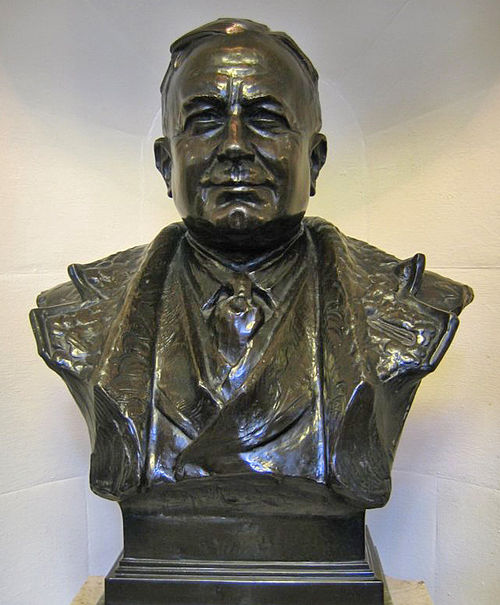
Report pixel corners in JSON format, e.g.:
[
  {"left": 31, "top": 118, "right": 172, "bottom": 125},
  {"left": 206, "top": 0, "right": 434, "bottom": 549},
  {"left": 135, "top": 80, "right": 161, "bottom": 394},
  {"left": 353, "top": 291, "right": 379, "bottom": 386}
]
[
  {"left": 240, "top": 95, "right": 287, "bottom": 113},
  {"left": 182, "top": 95, "right": 226, "bottom": 113},
  {"left": 182, "top": 94, "right": 288, "bottom": 113}
]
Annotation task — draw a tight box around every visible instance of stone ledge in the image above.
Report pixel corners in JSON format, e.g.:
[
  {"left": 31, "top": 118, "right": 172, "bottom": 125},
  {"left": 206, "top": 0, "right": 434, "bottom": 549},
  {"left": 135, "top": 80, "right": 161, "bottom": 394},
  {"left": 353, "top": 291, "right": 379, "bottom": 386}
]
[{"left": 72, "top": 575, "right": 433, "bottom": 605}]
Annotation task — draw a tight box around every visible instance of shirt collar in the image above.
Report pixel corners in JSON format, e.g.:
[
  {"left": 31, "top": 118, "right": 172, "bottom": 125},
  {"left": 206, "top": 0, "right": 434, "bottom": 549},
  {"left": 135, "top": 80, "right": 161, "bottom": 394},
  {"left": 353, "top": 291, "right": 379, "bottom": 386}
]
[{"left": 183, "top": 228, "right": 307, "bottom": 311}]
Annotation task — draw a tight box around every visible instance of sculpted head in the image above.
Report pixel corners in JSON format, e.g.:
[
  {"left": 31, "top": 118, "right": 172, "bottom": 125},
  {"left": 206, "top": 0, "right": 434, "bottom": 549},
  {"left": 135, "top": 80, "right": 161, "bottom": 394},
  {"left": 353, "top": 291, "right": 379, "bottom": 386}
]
[{"left": 155, "top": 18, "right": 327, "bottom": 248}]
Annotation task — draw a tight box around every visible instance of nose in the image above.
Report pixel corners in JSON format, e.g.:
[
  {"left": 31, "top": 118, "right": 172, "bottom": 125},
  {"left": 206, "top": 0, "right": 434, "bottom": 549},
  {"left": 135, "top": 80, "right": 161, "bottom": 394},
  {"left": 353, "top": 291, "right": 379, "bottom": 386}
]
[{"left": 217, "top": 114, "right": 254, "bottom": 162}]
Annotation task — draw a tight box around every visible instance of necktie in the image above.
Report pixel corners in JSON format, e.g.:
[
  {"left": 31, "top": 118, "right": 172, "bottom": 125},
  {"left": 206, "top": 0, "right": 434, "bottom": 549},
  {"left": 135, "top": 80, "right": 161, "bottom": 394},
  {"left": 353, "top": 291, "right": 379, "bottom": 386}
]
[{"left": 212, "top": 273, "right": 264, "bottom": 365}]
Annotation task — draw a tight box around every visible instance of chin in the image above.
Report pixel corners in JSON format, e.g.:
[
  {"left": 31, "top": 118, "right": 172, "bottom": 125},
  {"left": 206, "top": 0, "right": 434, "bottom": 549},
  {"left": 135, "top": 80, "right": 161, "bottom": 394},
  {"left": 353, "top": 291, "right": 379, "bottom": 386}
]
[{"left": 211, "top": 208, "right": 266, "bottom": 231}]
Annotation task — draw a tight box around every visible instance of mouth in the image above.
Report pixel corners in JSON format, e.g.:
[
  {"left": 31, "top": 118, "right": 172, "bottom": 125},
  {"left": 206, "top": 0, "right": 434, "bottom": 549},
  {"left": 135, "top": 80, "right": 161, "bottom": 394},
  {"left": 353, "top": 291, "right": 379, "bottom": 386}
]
[
  {"left": 201, "top": 183, "right": 276, "bottom": 207},
  {"left": 202, "top": 180, "right": 274, "bottom": 190}
]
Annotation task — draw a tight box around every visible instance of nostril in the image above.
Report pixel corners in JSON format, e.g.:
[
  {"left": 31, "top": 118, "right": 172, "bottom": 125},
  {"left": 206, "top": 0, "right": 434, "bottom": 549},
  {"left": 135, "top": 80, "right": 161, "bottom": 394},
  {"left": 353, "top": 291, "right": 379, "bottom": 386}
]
[{"left": 217, "top": 145, "right": 254, "bottom": 162}]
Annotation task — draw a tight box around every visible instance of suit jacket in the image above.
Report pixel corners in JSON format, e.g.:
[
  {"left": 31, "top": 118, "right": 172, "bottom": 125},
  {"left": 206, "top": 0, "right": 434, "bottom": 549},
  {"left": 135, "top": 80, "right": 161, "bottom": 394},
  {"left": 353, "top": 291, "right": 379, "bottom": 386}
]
[{"left": 30, "top": 217, "right": 472, "bottom": 507}]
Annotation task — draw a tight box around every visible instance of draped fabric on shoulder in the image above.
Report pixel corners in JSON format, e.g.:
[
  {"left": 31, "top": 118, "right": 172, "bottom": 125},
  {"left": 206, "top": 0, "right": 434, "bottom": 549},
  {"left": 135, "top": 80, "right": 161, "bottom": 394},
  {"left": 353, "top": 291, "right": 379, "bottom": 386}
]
[
  {"left": 30, "top": 224, "right": 186, "bottom": 498},
  {"left": 309, "top": 217, "right": 472, "bottom": 506},
  {"left": 30, "top": 218, "right": 473, "bottom": 505}
]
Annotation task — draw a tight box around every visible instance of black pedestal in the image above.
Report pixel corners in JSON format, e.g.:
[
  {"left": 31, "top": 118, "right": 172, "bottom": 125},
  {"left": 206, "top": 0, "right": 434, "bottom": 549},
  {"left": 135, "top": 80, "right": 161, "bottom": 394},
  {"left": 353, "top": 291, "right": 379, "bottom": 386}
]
[{"left": 105, "top": 476, "right": 386, "bottom": 605}]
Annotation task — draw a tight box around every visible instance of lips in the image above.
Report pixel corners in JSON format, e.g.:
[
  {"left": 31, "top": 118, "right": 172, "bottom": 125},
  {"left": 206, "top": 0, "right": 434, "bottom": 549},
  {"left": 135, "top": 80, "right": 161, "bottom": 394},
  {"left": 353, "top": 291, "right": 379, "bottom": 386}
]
[
  {"left": 199, "top": 163, "right": 277, "bottom": 213},
  {"left": 200, "top": 182, "right": 276, "bottom": 211},
  {"left": 200, "top": 162, "right": 275, "bottom": 190},
  {"left": 203, "top": 181, "right": 273, "bottom": 189}
]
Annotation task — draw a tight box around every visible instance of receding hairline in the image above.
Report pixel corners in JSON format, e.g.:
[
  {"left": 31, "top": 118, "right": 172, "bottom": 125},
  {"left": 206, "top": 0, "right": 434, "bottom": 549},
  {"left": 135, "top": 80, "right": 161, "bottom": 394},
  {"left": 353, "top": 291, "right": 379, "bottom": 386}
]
[
  {"left": 167, "top": 33, "right": 316, "bottom": 96},
  {"left": 160, "top": 18, "right": 322, "bottom": 134}
]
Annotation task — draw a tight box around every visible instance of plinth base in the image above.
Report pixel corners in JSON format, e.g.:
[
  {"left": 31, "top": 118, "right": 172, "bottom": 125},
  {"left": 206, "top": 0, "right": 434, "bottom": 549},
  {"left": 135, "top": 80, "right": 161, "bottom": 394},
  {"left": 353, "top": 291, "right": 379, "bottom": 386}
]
[
  {"left": 106, "top": 477, "right": 386, "bottom": 604},
  {"left": 73, "top": 576, "right": 434, "bottom": 605},
  {"left": 105, "top": 548, "right": 383, "bottom": 605}
]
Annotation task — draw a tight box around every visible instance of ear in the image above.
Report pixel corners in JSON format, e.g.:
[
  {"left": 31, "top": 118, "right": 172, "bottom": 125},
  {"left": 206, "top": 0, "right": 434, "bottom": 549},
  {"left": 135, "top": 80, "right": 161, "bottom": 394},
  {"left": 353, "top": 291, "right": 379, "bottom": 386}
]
[
  {"left": 154, "top": 137, "right": 173, "bottom": 198},
  {"left": 309, "top": 133, "right": 327, "bottom": 196}
]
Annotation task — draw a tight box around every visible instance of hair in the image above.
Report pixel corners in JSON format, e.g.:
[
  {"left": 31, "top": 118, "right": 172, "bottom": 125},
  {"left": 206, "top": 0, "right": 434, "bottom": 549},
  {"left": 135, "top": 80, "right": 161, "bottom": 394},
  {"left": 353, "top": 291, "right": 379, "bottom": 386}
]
[{"left": 160, "top": 18, "right": 322, "bottom": 134}]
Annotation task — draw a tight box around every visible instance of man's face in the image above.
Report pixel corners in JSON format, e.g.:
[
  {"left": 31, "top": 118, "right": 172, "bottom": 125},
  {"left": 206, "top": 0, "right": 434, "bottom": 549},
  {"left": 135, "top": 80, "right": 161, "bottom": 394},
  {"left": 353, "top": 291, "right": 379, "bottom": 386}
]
[{"left": 156, "top": 32, "right": 326, "bottom": 233}]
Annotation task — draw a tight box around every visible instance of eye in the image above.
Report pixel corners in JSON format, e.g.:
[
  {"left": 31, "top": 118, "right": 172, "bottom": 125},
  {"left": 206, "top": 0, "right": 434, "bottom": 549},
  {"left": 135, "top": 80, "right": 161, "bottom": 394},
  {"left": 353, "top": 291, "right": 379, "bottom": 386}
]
[
  {"left": 184, "top": 110, "right": 224, "bottom": 135},
  {"left": 246, "top": 109, "right": 290, "bottom": 134}
]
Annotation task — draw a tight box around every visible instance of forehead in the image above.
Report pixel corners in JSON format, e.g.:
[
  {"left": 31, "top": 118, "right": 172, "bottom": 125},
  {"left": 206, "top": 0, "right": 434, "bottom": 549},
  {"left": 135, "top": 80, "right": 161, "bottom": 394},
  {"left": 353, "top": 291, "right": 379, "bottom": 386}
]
[{"left": 168, "top": 32, "right": 313, "bottom": 117}]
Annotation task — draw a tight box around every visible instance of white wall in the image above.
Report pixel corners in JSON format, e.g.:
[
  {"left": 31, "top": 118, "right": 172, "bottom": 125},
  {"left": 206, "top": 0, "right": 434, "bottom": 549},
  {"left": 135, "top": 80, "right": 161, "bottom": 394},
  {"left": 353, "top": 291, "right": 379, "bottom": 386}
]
[
  {"left": 363, "top": 85, "right": 500, "bottom": 603},
  {"left": 1, "top": 2, "right": 499, "bottom": 604}
]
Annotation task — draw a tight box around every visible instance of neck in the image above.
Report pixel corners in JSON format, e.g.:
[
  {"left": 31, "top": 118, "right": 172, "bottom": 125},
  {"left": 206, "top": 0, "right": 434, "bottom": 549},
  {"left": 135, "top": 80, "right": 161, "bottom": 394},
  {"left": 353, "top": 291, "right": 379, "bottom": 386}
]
[{"left": 183, "top": 214, "right": 305, "bottom": 270}]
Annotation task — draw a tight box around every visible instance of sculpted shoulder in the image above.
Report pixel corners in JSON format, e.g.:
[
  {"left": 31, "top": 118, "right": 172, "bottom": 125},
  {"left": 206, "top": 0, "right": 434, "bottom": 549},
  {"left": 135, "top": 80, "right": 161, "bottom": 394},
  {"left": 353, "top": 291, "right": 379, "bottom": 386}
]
[
  {"left": 305, "top": 216, "right": 472, "bottom": 384},
  {"left": 305, "top": 216, "right": 473, "bottom": 317},
  {"left": 35, "top": 244, "right": 148, "bottom": 308},
  {"left": 30, "top": 222, "right": 186, "bottom": 379}
]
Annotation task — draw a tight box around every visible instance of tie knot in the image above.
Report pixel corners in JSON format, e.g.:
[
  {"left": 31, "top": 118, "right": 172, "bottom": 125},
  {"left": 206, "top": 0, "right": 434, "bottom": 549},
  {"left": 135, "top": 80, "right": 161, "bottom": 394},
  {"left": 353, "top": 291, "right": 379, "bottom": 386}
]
[
  {"left": 230, "top": 273, "right": 253, "bottom": 299},
  {"left": 211, "top": 272, "right": 263, "bottom": 366}
]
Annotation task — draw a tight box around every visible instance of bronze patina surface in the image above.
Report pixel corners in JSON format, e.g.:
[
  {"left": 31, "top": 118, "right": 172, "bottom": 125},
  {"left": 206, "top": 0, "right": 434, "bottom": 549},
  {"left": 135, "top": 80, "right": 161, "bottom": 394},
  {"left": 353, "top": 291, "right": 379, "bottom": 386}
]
[{"left": 31, "top": 18, "right": 472, "bottom": 605}]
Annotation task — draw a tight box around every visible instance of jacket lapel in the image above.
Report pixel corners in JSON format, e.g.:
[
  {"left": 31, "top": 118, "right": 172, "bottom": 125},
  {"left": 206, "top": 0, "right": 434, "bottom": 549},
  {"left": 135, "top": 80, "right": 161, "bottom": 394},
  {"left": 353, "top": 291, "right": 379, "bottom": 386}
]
[
  {"left": 152, "top": 242, "right": 224, "bottom": 440},
  {"left": 93, "top": 223, "right": 186, "bottom": 464},
  {"left": 309, "top": 217, "right": 459, "bottom": 506}
]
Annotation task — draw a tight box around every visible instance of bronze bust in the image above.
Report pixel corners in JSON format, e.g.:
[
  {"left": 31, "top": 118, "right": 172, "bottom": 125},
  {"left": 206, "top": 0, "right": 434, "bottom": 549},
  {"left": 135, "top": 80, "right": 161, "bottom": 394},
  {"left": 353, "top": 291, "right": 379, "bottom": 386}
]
[{"left": 31, "top": 18, "right": 472, "bottom": 605}]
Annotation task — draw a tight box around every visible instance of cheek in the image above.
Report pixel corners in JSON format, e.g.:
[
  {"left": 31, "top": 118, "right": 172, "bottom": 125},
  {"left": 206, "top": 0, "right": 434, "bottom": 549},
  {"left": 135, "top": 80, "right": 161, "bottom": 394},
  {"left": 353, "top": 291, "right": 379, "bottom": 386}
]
[
  {"left": 256, "top": 136, "right": 309, "bottom": 184},
  {"left": 171, "top": 139, "right": 214, "bottom": 187}
]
